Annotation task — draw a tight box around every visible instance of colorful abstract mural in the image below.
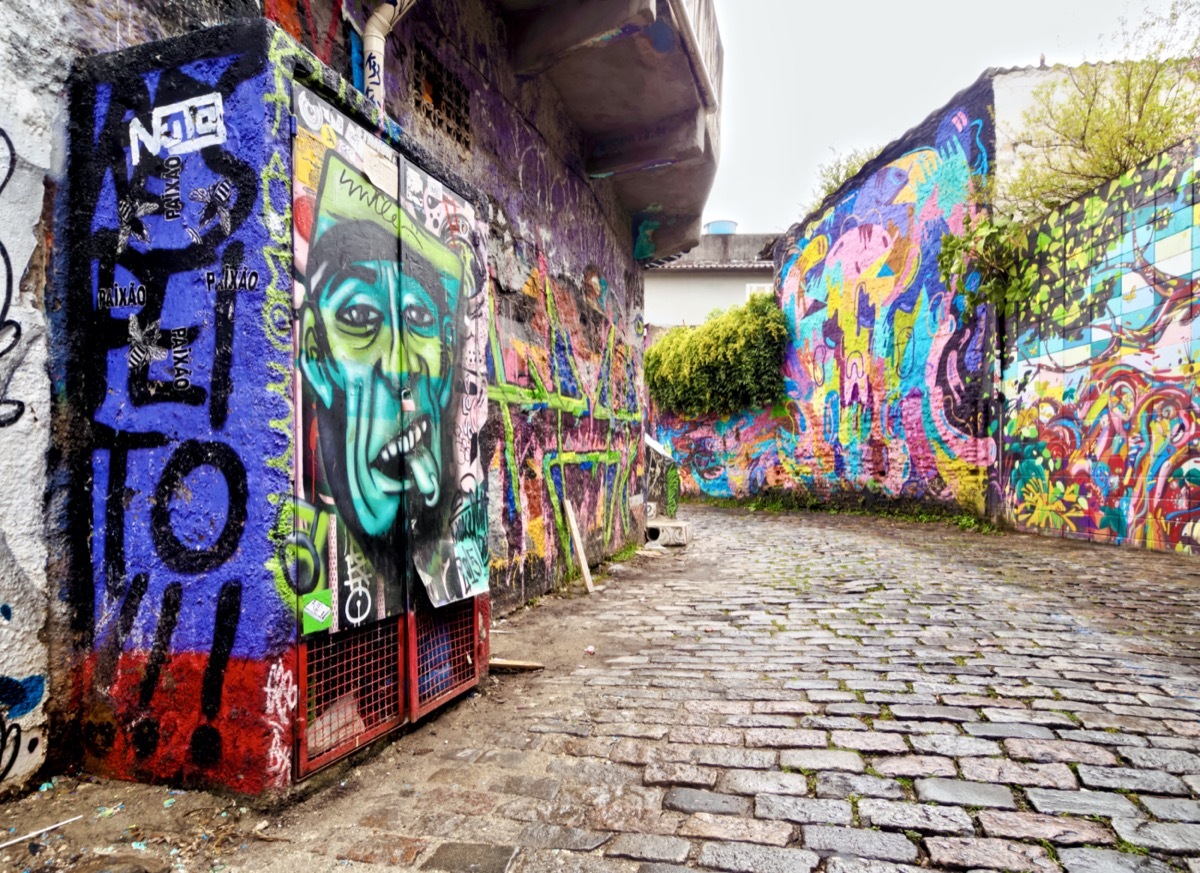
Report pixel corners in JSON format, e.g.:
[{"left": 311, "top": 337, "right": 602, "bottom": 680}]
[
  {"left": 290, "top": 84, "right": 488, "bottom": 636},
  {"left": 657, "top": 84, "right": 997, "bottom": 513},
  {"left": 1002, "top": 141, "right": 1200, "bottom": 553},
  {"left": 63, "top": 24, "right": 297, "bottom": 792},
  {"left": 485, "top": 250, "right": 644, "bottom": 607}
]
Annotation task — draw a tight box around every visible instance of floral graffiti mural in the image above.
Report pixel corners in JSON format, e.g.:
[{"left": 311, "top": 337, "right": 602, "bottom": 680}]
[{"left": 1002, "top": 141, "right": 1200, "bottom": 553}]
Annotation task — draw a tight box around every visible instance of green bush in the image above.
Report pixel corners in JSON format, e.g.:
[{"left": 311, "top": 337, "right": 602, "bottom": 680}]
[{"left": 646, "top": 293, "right": 789, "bottom": 417}]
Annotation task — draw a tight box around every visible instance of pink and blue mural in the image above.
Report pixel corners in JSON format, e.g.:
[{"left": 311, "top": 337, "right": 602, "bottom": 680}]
[{"left": 657, "top": 80, "right": 996, "bottom": 512}]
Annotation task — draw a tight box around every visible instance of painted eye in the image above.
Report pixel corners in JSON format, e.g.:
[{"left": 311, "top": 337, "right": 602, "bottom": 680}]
[
  {"left": 337, "top": 303, "right": 383, "bottom": 330},
  {"left": 403, "top": 304, "right": 435, "bottom": 329}
]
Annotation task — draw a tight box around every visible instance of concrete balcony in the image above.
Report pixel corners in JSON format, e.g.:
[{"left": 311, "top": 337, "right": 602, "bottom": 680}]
[{"left": 488, "top": 0, "right": 723, "bottom": 261}]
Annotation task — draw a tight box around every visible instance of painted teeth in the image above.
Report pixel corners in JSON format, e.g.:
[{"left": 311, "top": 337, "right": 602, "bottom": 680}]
[{"left": 379, "top": 419, "right": 428, "bottom": 464}]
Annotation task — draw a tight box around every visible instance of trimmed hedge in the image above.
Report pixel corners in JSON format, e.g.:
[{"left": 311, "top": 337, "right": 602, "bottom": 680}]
[{"left": 646, "top": 292, "right": 789, "bottom": 417}]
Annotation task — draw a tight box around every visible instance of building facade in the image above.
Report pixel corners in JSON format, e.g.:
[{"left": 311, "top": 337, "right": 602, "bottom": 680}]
[
  {"left": 0, "top": 0, "right": 722, "bottom": 795},
  {"left": 643, "top": 232, "right": 776, "bottom": 326}
]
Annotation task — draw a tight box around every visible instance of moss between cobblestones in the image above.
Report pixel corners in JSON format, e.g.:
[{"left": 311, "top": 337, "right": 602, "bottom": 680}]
[
  {"left": 683, "top": 489, "right": 1002, "bottom": 533},
  {"left": 1112, "top": 838, "right": 1151, "bottom": 855}
]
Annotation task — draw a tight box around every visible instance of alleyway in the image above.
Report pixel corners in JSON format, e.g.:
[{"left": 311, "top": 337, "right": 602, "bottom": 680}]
[{"left": 10, "top": 505, "right": 1200, "bottom": 872}]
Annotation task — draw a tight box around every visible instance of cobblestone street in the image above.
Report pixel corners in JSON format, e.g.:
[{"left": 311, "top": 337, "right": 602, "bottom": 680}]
[
  {"left": 225, "top": 505, "right": 1200, "bottom": 872},
  {"left": 19, "top": 505, "right": 1198, "bottom": 872}
]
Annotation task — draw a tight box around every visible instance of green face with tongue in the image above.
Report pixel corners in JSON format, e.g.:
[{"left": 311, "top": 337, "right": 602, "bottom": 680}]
[{"left": 300, "top": 151, "right": 464, "bottom": 543}]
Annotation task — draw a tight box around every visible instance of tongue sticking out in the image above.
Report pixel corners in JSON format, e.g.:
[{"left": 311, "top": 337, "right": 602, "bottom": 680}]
[{"left": 411, "top": 446, "right": 440, "bottom": 507}]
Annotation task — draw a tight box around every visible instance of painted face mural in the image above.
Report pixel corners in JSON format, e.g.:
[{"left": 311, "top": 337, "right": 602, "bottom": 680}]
[
  {"left": 291, "top": 85, "right": 488, "bottom": 635},
  {"left": 301, "top": 154, "right": 463, "bottom": 544}
]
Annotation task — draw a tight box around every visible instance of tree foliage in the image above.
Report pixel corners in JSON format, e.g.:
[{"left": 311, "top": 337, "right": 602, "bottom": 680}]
[
  {"left": 1002, "top": 0, "right": 1200, "bottom": 219},
  {"left": 942, "top": 1, "right": 1200, "bottom": 314},
  {"left": 646, "top": 293, "right": 789, "bottom": 417},
  {"left": 801, "top": 145, "right": 881, "bottom": 218},
  {"left": 937, "top": 211, "right": 1035, "bottom": 318}
]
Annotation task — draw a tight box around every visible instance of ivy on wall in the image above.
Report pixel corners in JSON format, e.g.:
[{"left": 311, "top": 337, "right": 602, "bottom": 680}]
[{"left": 645, "top": 293, "right": 789, "bottom": 417}]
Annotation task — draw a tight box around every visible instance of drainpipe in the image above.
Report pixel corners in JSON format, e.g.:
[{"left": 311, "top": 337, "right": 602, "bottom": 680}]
[{"left": 364, "top": 0, "right": 419, "bottom": 110}]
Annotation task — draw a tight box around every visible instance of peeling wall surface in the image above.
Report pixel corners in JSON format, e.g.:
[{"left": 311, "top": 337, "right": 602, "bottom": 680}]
[
  {"left": 0, "top": 0, "right": 62, "bottom": 792},
  {"left": 1003, "top": 142, "right": 1200, "bottom": 553},
  {"left": 62, "top": 25, "right": 296, "bottom": 793},
  {"left": 656, "top": 81, "right": 996, "bottom": 512}
]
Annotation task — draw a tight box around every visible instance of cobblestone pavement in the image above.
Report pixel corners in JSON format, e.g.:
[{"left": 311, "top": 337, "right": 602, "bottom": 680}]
[{"left": 237, "top": 505, "right": 1200, "bottom": 873}]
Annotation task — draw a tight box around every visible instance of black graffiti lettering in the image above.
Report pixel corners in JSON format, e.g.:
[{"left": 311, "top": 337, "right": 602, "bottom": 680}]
[
  {"left": 128, "top": 321, "right": 206, "bottom": 407},
  {"left": 170, "top": 327, "right": 192, "bottom": 390},
  {"left": 161, "top": 155, "right": 182, "bottom": 220},
  {"left": 97, "top": 282, "right": 148, "bottom": 309},
  {"left": 130, "top": 580, "right": 183, "bottom": 760},
  {"left": 0, "top": 130, "right": 24, "bottom": 428},
  {"left": 84, "top": 569, "right": 151, "bottom": 759},
  {"left": 209, "top": 244, "right": 241, "bottom": 429},
  {"left": 204, "top": 267, "right": 259, "bottom": 293},
  {"left": 190, "top": 579, "right": 241, "bottom": 767},
  {"left": 64, "top": 45, "right": 261, "bottom": 657},
  {"left": 151, "top": 440, "right": 248, "bottom": 574},
  {"left": 0, "top": 713, "right": 19, "bottom": 783},
  {"left": 96, "top": 426, "right": 171, "bottom": 598}
]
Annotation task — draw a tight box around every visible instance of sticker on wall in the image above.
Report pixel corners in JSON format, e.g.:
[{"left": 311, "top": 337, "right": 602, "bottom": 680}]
[{"left": 291, "top": 85, "right": 488, "bottom": 632}]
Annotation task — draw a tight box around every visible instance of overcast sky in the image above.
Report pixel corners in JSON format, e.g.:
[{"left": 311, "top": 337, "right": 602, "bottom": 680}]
[{"left": 702, "top": 0, "right": 1177, "bottom": 233}]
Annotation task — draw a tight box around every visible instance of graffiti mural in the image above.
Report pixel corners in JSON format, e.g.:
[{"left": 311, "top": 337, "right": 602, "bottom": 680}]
[
  {"left": 1002, "top": 141, "right": 1200, "bottom": 553},
  {"left": 290, "top": 84, "right": 488, "bottom": 636},
  {"left": 486, "top": 246, "right": 644, "bottom": 607},
  {"left": 658, "top": 87, "right": 997, "bottom": 513},
  {"left": 64, "top": 24, "right": 296, "bottom": 792}
]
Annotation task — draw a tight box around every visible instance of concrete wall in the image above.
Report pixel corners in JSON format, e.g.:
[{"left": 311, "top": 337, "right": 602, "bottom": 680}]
[
  {"left": 643, "top": 269, "right": 772, "bottom": 326},
  {"left": 991, "top": 66, "right": 1060, "bottom": 207},
  {"left": 655, "top": 77, "right": 997, "bottom": 511},
  {"left": 0, "top": 0, "right": 64, "bottom": 793},
  {"left": 1002, "top": 139, "right": 1200, "bottom": 553}
]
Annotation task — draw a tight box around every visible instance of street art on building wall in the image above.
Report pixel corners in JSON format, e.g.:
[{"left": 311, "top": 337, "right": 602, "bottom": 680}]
[
  {"left": 486, "top": 247, "right": 644, "bottom": 605},
  {"left": 657, "top": 92, "right": 996, "bottom": 512},
  {"left": 65, "top": 28, "right": 296, "bottom": 792},
  {"left": 291, "top": 84, "right": 488, "bottom": 635},
  {"left": 1003, "top": 141, "right": 1200, "bottom": 553}
]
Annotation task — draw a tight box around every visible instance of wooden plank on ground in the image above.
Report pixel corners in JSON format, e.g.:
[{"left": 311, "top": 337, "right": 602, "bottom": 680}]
[
  {"left": 489, "top": 658, "right": 545, "bottom": 672},
  {"left": 563, "top": 499, "right": 594, "bottom": 593}
]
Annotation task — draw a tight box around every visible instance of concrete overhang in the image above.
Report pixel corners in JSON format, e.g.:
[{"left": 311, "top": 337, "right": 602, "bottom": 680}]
[{"left": 488, "top": 0, "right": 723, "bottom": 262}]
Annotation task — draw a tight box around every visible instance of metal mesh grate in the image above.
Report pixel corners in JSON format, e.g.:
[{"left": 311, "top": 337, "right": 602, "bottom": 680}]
[
  {"left": 415, "top": 595, "right": 477, "bottom": 712},
  {"left": 411, "top": 43, "right": 472, "bottom": 151},
  {"left": 302, "top": 616, "right": 404, "bottom": 768}
]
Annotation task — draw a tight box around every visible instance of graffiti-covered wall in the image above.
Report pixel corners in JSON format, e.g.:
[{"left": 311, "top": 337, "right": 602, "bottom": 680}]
[
  {"left": 289, "top": 82, "right": 489, "bottom": 631},
  {"left": 657, "top": 78, "right": 996, "bottom": 513},
  {"left": 341, "top": 0, "right": 644, "bottom": 610},
  {"left": 61, "top": 24, "right": 297, "bottom": 793},
  {"left": 260, "top": 0, "right": 646, "bottom": 610},
  {"left": 1002, "top": 141, "right": 1200, "bottom": 553}
]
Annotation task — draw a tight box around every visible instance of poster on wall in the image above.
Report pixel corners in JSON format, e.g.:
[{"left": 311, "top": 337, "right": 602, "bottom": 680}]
[{"left": 291, "top": 85, "right": 488, "bottom": 636}]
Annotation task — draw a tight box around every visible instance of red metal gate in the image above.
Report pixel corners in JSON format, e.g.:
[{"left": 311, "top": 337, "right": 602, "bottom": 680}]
[{"left": 296, "top": 593, "right": 489, "bottom": 778}]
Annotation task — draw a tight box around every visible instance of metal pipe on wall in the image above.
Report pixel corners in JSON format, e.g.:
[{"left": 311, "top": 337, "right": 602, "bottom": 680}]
[{"left": 364, "top": 0, "right": 420, "bottom": 109}]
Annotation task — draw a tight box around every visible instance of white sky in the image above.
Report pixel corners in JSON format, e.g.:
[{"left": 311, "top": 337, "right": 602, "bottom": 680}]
[{"left": 702, "top": 0, "right": 1177, "bottom": 233}]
